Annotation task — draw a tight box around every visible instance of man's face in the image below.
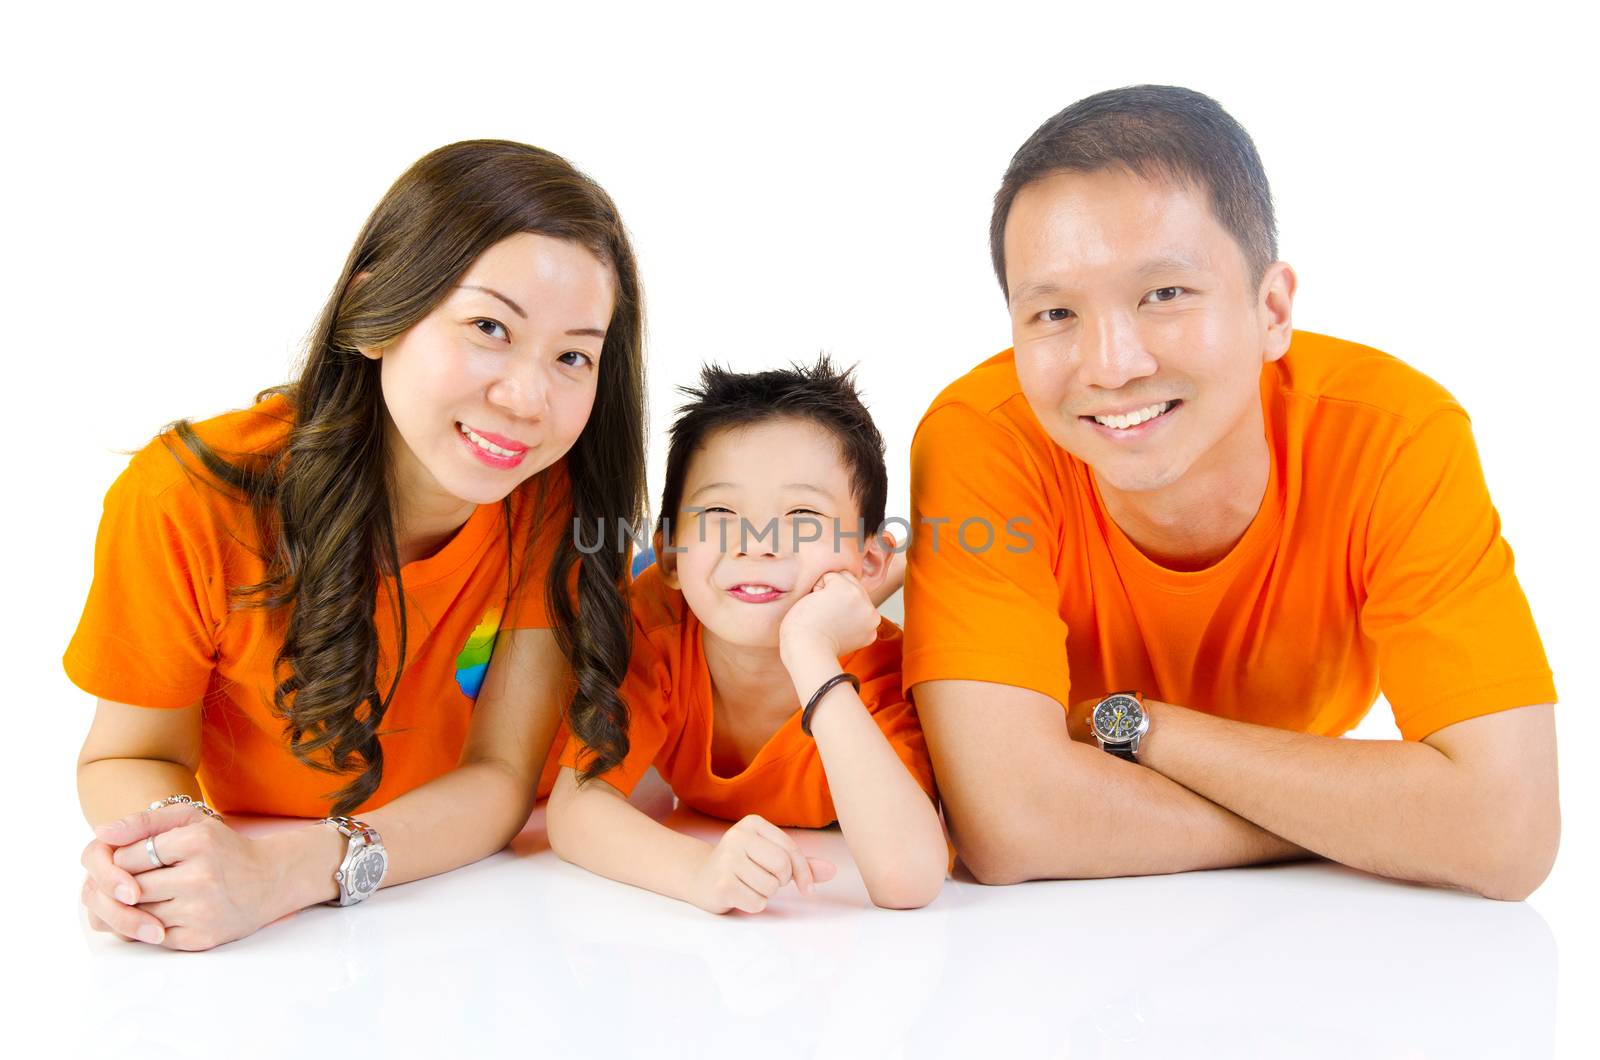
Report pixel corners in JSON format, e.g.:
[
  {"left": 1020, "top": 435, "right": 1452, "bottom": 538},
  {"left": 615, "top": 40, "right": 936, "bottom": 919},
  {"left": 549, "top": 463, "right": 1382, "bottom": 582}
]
[{"left": 1003, "top": 168, "right": 1286, "bottom": 495}]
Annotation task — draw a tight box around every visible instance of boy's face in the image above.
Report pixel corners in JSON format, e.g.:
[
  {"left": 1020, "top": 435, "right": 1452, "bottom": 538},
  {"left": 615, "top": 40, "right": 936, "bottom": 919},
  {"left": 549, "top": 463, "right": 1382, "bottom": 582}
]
[{"left": 659, "top": 417, "right": 890, "bottom": 650}]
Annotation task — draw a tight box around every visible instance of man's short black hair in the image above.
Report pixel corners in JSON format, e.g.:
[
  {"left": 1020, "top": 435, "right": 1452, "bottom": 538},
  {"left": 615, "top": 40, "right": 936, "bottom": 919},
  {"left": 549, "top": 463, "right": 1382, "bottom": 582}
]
[
  {"left": 990, "top": 85, "right": 1278, "bottom": 297},
  {"left": 658, "top": 354, "right": 888, "bottom": 545}
]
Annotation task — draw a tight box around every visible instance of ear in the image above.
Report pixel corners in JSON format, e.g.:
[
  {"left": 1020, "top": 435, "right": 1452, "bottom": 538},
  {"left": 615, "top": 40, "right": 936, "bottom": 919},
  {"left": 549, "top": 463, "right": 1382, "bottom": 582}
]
[
  {"left": 858, "top": 528, "right": 901, "bottom": 606},
  {"left": 1258, "top": 261, "right": 1297, "bottom": 364},
  {"left": 653, "top": 527, "right": 680, "bottom": 590}
]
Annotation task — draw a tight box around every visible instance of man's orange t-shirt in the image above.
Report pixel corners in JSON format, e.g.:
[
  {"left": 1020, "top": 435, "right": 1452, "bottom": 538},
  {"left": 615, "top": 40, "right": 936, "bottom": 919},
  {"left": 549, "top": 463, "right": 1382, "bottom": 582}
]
[
  {"left": 64, "top": 393, "right": 572, "bottom": 816},
  {"left": 561, "top": 563, "right": 936, "bottom": 828},
  {"left": 904, "top": 331, "right": 1555, "bottom": 741}
]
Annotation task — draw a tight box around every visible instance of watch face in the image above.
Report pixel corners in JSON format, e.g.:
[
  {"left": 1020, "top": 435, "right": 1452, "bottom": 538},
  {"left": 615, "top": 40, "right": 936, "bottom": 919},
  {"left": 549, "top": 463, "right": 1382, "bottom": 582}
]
[
  {"left": 1093, "top": 694, "right": 1145, "bottom": 742},
  {"left": 349, "top": 845, "right": 388, "bottom": 896}
]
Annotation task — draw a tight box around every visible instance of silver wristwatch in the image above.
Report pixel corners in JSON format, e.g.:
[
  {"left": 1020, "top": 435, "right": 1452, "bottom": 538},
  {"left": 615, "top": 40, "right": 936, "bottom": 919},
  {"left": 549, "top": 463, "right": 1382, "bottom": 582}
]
[
  {"left": 1090, "top": 690, "right": 1149, "bottom": 762},
  {"left": 322, "top": 816, "right": 388, "bottom": 906}
]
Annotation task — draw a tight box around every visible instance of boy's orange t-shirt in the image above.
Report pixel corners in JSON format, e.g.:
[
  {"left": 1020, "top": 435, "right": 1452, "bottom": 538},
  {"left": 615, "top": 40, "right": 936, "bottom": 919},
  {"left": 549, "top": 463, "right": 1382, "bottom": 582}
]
[
  {"left": 561, "top": 563, "right": 936, "bottom": 828},
  {"left": 64, "top": 393, "right": 573, "bottom": 816},
  {"left": 904, "top": 330, "right": 1556, "bottom": 741}
]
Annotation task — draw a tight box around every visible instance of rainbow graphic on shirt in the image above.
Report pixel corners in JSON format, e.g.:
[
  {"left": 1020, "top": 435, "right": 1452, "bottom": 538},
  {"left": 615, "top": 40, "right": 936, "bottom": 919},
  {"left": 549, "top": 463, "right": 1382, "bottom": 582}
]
[{"left": 454, "top": 606, "right": 502, "bottom": 699}]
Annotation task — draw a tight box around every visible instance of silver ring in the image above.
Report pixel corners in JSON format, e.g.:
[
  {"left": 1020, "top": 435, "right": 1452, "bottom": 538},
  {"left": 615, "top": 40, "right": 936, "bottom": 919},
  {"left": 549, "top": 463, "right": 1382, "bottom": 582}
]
[{"left": 145, "top": 836, "right": 166, "bottom": 868}]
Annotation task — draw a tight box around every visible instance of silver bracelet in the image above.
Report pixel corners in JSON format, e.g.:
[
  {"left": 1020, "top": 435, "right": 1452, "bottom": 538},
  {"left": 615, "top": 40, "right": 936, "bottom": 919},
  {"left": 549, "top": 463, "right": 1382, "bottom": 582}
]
[{"left": 148, "top": 793, "right": 224, "bottom": 821}]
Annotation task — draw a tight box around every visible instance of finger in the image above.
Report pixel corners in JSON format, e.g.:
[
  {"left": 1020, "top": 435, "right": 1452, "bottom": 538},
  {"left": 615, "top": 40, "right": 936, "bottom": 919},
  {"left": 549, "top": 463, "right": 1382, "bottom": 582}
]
[
  {"left": 128, "top": 866, "right": 187, "bottom": 905},
  {"left": 749, "top": 818, "right": 813, "bottom": 894},
  {"left": 94, "top": 803, "right": 204, "bottom": 846},
  {"left": 734, "top": 856, "right": 782, "bottom": 898},
  {"left": 807, "top": 857, "right": 837, "bottom": 884},
  {"left": 81, "top": 840, "right": 143, "bottom": 903},
  {"left": 80, "top": 877, "right": 165, "bottom": 945},
  {"left": 138, "top": 897, "right": 183, "bottom": 926},
  {"left": 111, "top": 832, "right": 179, "bottom": 877},
  {"left": 743, "top": 836, "right": 795, "bottom": 887},
  {"left": 116, "top": 820, "right": 210, "bottom": 875},
  {"left": 728, "top": 879, "right": 768, "bottom": 914}
]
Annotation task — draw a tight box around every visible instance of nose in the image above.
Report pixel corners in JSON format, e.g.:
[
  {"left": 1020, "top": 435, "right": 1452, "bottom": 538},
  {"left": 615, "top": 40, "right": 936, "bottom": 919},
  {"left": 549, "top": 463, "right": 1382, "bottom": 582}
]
[
  {"left": 1076, "top": 311, "right": 1158, "bottom": 391},
  {"left": 487, "top": 357, "right": 551, "bottom": 420},
  {"left": 732, "top": 517, "right": 783, "bottom": 559}
]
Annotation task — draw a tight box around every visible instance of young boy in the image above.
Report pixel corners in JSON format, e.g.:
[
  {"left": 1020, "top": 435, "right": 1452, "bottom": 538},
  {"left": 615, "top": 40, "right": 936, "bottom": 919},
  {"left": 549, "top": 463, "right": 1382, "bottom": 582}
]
[{"left": 547, "top": 357, "right": 946, "bottom": 912}]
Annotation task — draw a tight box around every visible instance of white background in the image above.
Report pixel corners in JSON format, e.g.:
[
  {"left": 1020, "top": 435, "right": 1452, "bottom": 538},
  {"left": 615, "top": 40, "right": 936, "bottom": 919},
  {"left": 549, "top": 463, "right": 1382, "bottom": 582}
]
[{"left": 4, "top": 0, "right": 1595, "bottom": 1054}]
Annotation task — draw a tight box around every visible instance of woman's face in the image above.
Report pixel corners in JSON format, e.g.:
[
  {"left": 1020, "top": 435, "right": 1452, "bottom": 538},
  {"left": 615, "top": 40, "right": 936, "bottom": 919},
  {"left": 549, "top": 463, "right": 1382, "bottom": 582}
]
[{"left": 367, "top": 232, "right": 615, "bottom": 518}]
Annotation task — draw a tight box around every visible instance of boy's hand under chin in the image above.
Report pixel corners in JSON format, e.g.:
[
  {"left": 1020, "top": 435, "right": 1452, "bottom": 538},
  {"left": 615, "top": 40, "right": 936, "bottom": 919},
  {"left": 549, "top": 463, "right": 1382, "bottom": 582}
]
[{"left": 778, "top": 570, "right": 881, "bottom": 662}]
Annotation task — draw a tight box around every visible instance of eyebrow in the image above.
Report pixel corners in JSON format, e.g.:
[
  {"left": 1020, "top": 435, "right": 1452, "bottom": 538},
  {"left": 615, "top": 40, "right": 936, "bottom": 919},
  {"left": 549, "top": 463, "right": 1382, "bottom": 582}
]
[
  {"left": 458, "top": 285, "right": 526, "bottom": 318},
  {"left": 688, "top": 482, "right": 836, "bottom": 500},
  {"left": 1135, "top": 254, "right": 1207, "bottom": 276},
  {"left": 457, "top": 284, "right": 608, "bottom": 339}
]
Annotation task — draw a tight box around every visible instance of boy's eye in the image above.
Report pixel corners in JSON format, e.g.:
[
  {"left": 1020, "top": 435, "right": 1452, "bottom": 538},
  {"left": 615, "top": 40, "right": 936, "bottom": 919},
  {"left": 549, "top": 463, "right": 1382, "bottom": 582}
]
[
  {"left": 788, "top": 509, "right": 822, "bottom": 517},
  {"left": 474, "top": 319, "right": 508, "bottom": 341},
  {"left": 559, "top": 350, "right": 595, "bottom": 369}
]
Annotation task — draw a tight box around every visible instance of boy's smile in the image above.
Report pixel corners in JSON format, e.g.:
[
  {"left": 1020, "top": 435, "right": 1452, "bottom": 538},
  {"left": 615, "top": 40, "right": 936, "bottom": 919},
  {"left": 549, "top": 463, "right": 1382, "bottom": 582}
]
[{"left": 661, "top": 416, "right": 871, "bottom": 651}]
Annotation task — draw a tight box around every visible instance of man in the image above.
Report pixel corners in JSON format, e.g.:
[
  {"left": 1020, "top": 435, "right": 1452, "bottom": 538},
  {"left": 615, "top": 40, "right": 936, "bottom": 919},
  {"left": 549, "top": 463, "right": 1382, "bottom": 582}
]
[{"left": 903, "top": 85, "right": 1558, "bottom": 899}]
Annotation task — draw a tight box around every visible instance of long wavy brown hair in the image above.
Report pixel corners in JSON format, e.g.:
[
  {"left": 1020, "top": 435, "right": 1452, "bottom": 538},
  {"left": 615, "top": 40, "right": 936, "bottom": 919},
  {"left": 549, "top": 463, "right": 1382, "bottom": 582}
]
[{"left": 170, "top": 140, "right": 645, "bottom": 813}]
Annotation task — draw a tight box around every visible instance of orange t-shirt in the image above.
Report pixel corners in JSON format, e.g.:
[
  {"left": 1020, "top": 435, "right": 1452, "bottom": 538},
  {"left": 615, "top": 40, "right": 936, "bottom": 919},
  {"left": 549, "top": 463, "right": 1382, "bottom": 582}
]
[
  {"left": 904, "top": 330, "right": 1555, "bottom": 741},
  {"left": 561, "top": 563, "right": 936, "bottom": 828},
  {"left": 64, "top": 393, "right": 572, "bottom": 816}
]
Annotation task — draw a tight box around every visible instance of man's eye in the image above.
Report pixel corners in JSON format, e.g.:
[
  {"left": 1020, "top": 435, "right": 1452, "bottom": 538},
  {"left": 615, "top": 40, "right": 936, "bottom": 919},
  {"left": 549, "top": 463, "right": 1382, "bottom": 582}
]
[
  {"left": 474, "top": 319, "right": 508, "bottom": 341},
  {"left": 1039, "top": 308, "right": 1074, "bottom": 323},
  {"left": 559, "top": 350, "right": 595, "bottom": 368},
  {"left": 1147, "top": 287, "right": 1184, "bottom": 304}
]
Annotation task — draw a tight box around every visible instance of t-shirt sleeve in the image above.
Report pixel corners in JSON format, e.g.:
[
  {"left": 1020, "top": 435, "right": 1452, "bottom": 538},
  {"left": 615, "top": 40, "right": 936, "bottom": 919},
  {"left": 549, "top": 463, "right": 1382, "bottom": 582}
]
[
  {"left": 1359, "top": 409, "right": 1556, "bottom": 740},
  {"left": 63, "top": 459, "right": 224, "bottom": 708},
  {"left": 558, "top": 622, "right": 678, "bottom": 797},
  {"left": 504, "top": 462, "right": 575, "bottom": 631},
  {"left": 902, "top": 402, "right": 1072, "bottom": 710}
]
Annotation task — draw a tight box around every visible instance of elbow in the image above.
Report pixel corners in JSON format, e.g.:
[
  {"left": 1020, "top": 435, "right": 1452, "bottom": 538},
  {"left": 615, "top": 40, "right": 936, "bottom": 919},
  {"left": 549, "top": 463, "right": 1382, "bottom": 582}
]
[
  {"left": 1461, "top": 798, "right": 1561, "bottom": 902},
  {"left": 949, "top": 807, "right": 1050, "bottom": 886},
  {"left": 865, "top": 861, "right": 947, "bottom": 910},
  {"left": 544, "top": 781, "right": 581, "bottom": 864}
]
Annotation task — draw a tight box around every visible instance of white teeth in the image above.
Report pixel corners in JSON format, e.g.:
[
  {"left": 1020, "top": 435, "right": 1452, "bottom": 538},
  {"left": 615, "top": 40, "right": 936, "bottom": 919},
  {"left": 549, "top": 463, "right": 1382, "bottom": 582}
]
[
  {"left": 734, "top": 584, "right": 779, "bottom": 594},
  {"left": 1093, "top": 401, "right": 1174, "bottom": 430},
  {"left": 459, "top": 423, "right": 517, "bottom": 457}
]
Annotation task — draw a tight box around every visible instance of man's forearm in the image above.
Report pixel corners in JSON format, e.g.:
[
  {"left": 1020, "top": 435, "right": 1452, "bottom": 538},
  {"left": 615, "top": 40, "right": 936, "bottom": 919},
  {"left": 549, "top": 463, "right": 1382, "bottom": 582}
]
[
  {"left": 953, "top": 735, "right": 1306, "bottom": 884},
  {"left": 1136, "top": 702, "right": 1553, "bottom": 898}
]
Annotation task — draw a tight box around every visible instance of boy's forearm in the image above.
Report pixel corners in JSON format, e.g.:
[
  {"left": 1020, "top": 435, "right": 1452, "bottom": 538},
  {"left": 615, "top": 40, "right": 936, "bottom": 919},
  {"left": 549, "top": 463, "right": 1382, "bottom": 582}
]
[
  {"left": 547, "top": 771, "right": 711, "bottom": 906},
  {"left": 785, "top": 646, "right": 947, "bottom": 908}
]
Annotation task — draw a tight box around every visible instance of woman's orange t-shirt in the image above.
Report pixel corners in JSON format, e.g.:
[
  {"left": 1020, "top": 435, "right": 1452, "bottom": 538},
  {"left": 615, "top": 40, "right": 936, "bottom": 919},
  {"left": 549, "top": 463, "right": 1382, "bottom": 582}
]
[
  {"left": 561, "top": 563, "right": 936, "bottom": 828},
  {"left": 904, "top": 330, "right": 1556, "bottom": 741},
  {"left": 64, "top": 393, "right": 572, "bottom": 816}
]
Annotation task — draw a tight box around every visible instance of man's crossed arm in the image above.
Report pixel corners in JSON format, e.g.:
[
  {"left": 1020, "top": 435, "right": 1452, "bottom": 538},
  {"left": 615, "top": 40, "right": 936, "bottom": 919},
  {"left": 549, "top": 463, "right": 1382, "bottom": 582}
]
[{"left": 913, "top": 680, "right": 1558, "bottom": 900}]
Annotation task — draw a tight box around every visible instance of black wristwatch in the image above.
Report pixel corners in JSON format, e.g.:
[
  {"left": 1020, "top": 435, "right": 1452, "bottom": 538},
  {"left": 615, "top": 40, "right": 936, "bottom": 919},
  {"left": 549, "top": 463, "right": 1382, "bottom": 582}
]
[{"left": 1090, "top": 690, "right": 1149, "bottom": 762}]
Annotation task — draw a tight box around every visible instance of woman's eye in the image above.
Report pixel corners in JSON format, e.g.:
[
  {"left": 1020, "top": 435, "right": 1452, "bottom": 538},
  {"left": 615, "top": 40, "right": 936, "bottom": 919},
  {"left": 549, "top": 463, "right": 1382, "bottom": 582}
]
[
  {"left": 558, "top": 350, "right": 595, "bottom": 369},
  {"left": 1039, "top": 308, "right": 1074, "bottom": 323},
  {"left": 1146, "top": 287, "right": 1184, "bottom": 304},
  {"left": 474, "top": 319, "right": 508, "bottom": 341}
]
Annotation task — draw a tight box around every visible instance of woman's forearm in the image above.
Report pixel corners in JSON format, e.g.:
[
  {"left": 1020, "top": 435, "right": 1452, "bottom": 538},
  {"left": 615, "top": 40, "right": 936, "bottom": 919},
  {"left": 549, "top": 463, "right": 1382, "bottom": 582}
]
[{"left": 77, "top": 757, "right": 203, "bottom": 827}]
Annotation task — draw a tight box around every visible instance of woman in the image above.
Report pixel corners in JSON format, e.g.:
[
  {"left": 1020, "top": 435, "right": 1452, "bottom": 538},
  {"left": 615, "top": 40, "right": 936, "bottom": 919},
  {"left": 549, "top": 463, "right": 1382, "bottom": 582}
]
[{"left": 69, "top": 140, "right": 646, "bottom": 950}]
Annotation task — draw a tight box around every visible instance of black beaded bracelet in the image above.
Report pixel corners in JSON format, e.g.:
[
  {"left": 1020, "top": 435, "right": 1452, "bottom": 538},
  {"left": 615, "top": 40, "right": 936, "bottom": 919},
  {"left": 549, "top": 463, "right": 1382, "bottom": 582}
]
[{"left": 800, "top": 672, "right": 862, "bottom": 737}]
